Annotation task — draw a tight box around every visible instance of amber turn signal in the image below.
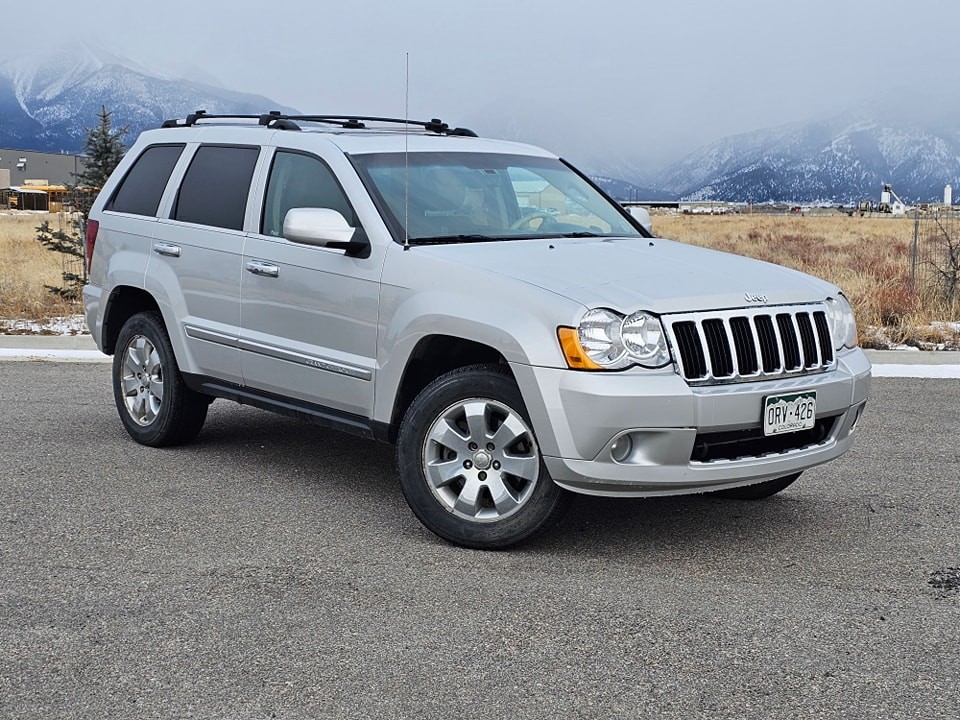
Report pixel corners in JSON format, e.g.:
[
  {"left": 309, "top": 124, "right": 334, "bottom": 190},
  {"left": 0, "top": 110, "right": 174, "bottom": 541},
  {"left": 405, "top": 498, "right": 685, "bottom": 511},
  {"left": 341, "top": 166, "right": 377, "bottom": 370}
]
[{"left": 557, "top": 327, "right": 603, "bottom": 370}]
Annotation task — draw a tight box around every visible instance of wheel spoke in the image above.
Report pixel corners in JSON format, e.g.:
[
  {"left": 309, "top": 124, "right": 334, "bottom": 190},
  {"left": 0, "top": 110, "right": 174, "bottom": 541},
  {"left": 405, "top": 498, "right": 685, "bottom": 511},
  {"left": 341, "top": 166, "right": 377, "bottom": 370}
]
[
  {"left": 425, "top": 458, "right": 465, "bottom": 489},
  {"left": 150, "top": 377, "right": 164, "bottom": 403},
  {"left": 462, "top": 401, "right": 491, "bottom": 444},
  {"left": 487, "top": 475, "right": 521, "bottom": 515},
  {"left": 145, "top": 394, "right": 160, "bottom": 423},
  {"left": 124, "top": 345, "right": 142, "bottom": 375},
  {"left": 146, "top": 345, "right": 161, "bottom": 375},
  {"left": 453, "top": 478, "right": 483, "bottom": 517},
  {"left": 427, "top": 417, "right": 471, "bottom": 456},
  {"left": 121, "top": 375, "right": 140, "bottom": 395},
  {"left": 498, "top": 454, "right": 539, "bottom": 482},
  {"left": 134, "top": 336, "right": 150, "bottom": 363},
  {"left": 132, "top": 392, "right": 147, "bottom": 422},
  {"left": 489, "top": 411, "right": 529, "bottom": 449}
]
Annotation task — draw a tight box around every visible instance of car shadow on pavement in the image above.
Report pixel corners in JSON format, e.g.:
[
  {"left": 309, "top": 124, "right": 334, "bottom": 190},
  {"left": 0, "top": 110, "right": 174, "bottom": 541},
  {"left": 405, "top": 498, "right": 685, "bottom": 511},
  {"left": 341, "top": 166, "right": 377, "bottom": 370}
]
[{"left": 192, "top": 401, "right": 849, "bottom": 559}]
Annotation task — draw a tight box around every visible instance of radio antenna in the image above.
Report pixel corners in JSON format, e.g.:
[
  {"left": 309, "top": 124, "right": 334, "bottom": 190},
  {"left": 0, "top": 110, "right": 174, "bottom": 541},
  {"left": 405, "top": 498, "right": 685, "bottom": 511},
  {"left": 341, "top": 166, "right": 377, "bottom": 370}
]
[{"left": 404, "top": 52, "right": 410, "bottom": 250}]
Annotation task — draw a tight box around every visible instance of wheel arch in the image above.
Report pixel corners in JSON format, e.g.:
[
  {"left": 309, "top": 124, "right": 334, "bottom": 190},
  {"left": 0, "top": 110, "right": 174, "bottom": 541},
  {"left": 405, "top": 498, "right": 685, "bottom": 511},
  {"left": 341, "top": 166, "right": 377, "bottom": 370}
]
[
  {"left": 383, "top": 334, "right": 510, "bottom": 443},
  {"left": 101, "top": 286, "right": 163, "bottom": 355}
]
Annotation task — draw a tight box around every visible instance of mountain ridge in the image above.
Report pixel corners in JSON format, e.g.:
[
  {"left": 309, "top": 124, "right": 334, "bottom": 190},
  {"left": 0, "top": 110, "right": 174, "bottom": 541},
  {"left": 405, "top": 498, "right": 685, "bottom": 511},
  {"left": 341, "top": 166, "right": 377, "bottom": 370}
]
[
  {"left": 1, "top": 45, "right": 957, "bottom": 204},
  {"left": 650, "top": 104, "right": 960, "bottom": 203},
  {"left": 0, "top": 41, "right": 296, "bottom": 153}
]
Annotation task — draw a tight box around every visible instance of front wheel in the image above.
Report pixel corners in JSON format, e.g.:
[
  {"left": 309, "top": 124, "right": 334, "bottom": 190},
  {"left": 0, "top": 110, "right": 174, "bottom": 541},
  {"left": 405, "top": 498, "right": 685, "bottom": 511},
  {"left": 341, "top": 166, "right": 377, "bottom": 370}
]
[
  {"left": 112, "top": 311, "right": 209, "bottom": 447},
  {"left": 396, "top": 365, "right": 570, "bottom": 549},
  {"left": 709, "top": 472, "right": 802, "bottom": 500}
]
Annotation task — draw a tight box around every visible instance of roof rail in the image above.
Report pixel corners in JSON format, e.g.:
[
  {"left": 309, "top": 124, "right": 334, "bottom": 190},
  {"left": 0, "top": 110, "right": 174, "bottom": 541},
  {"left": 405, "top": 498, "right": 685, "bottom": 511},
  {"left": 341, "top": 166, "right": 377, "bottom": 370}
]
[{"left": 159, "top": 111, "right": 478, "bottom": 136}]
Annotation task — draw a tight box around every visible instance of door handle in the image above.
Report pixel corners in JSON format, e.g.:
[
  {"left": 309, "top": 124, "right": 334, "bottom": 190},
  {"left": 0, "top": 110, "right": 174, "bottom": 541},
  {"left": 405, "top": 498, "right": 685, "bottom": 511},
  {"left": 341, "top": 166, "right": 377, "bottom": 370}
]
[
  {"left": 153, "top": 242, "right": 181, "bottom": 257},
  {"left": 245, "top": 260, "right": 279, "bottom": 278}
]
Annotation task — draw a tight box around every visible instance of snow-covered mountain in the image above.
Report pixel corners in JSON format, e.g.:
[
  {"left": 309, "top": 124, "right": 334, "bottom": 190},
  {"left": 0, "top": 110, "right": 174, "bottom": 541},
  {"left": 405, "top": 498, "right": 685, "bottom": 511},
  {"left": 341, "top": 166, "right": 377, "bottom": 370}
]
[
  {"left": 3, "top": 44, "right": 958, "bottom": 205},
  {"left": 0, "top": 42, "right": 296, "bottom": 152},
  {"left": 652, "top": 99, "right": 960, "bottom": 204}
]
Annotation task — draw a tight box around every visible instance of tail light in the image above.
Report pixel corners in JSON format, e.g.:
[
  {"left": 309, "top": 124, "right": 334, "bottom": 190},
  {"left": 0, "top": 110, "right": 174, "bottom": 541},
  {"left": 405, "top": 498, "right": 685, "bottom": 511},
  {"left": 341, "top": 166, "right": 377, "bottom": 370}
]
[{"left": 84, "top": 219, "right": 99, "bottom": 274}]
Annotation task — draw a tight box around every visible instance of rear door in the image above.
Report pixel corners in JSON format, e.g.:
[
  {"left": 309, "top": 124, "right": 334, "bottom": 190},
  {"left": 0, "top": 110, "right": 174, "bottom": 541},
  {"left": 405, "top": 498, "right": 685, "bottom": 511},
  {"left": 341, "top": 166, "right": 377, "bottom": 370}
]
[
  {"left": 95, "top": 142, "right": 185, "bottom": 299},
  {"left": 148, "top": 141, "right": 262, "bottom": 384},
  {"left": 240, "top": 146, "right": 381, "bottom": 419}
]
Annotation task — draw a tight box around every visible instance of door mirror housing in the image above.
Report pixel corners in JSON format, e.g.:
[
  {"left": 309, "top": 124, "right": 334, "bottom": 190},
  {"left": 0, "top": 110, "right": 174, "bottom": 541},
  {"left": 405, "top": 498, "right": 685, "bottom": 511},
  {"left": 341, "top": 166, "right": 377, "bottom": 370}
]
[
  {"left": 283, "top": 208, "right": 369, "bottom": 256},
  {"left": 627, "top": 206, "right": 653, "bottom": 234}
]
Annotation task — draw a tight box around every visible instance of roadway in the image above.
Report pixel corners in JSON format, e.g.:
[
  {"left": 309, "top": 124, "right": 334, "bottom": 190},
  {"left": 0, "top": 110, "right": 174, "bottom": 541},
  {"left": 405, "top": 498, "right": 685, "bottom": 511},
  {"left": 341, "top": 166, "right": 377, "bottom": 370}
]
[{"left": 0, "top": 362, "right": 958, "bottom": 718}]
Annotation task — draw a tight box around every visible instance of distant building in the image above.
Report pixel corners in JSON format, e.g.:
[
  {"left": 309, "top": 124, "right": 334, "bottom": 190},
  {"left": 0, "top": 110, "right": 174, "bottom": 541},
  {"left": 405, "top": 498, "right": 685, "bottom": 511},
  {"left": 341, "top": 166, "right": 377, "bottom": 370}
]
[
  {"left": 0, "top": 148, "right": 83, "bottom": 185},
  {"left": 0, "top": 148, "right": 84, "bottom": 211}
]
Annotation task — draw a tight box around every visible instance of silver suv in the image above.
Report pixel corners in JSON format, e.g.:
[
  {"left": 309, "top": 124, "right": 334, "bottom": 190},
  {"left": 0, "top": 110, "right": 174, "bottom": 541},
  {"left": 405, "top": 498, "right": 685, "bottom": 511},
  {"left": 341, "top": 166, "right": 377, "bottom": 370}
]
[{"left": 83, "top": 112, "right": 871, "bottom": 548}]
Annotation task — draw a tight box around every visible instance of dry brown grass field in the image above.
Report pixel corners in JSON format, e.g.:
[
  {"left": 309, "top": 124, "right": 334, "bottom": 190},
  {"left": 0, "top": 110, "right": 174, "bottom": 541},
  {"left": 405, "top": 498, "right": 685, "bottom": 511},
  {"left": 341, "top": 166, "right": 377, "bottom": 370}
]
[
  {"left": 1, "top": 211, "right": 957, "bottom": 347},
  {"left": 0, "top": 213, "right": 78, "bottom": 321},
  {"left": 652, "top": 213, "right": 960, "bottom": 348}
]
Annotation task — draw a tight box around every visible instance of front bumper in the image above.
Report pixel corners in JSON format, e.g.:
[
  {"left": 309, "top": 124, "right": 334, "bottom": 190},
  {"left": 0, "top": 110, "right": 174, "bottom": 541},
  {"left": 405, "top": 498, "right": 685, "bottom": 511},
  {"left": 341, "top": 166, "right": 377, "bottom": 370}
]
[{"left": 511, "top": 348, "right": 871, "bottom": 497}]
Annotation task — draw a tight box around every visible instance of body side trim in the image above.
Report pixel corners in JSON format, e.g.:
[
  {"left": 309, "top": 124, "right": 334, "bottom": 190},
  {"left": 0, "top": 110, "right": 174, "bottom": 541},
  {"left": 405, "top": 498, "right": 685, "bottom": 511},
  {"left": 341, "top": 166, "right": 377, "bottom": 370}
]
[{"left": 183, "top": 373, "right": 376, "bottom": 438}]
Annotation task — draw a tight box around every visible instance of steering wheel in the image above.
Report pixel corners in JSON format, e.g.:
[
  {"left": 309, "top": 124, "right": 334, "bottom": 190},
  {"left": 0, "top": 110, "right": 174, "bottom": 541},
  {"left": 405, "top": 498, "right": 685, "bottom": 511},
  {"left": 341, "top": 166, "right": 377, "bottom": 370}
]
[{"left": 509, "top": 211, "right": 557, "bottom": 231}]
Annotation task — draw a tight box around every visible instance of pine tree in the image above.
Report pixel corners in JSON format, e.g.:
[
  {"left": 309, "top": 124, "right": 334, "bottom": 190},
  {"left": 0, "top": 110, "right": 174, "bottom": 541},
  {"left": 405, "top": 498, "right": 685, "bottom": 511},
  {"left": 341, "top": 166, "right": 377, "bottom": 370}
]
[
  {"left": 36, "top": 106, "right": 128, "bottom": 299},
  {"left": 72, "top": 105, "right": 128, "bottom": 218}
]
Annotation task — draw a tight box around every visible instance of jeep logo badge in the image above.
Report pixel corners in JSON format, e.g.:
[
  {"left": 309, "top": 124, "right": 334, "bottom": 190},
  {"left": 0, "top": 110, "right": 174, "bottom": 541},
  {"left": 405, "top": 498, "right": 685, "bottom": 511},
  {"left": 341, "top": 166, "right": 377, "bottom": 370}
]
[{"left": 744, "top": 293, "right": 768, "bottom": 303}]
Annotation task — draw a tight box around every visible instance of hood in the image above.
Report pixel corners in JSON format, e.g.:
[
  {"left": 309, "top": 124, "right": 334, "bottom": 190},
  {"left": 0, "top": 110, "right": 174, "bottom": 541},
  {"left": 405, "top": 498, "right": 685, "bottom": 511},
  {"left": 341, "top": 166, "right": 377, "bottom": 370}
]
[{"left": 418, "top": 236, "right": 837, "bottom": 314}]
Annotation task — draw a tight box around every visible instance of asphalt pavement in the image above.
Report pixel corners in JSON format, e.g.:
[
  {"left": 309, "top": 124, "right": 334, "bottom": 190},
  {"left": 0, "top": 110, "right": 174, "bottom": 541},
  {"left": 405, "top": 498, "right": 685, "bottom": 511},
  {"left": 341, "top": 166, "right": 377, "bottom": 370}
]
[{"left": 0, "top": 362, "right": 958, "bottom": 718}]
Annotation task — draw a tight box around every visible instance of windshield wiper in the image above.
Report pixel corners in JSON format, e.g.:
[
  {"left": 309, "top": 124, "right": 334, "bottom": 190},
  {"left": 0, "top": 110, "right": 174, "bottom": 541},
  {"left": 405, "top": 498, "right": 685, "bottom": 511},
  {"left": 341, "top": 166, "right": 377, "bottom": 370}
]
[
  {"left": 409, "top": 234, "right": 526, "bottom": 245},
  {"left": 557, "top": 231, "right": 604, "bottom": 238}
]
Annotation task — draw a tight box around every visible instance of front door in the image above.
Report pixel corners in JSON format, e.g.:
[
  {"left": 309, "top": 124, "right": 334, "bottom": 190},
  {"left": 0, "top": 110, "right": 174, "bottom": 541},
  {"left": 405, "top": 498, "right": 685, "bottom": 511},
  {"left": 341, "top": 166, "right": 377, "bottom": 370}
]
[{"left": 240, "top": 149, "right": 380, "bottom": 418}]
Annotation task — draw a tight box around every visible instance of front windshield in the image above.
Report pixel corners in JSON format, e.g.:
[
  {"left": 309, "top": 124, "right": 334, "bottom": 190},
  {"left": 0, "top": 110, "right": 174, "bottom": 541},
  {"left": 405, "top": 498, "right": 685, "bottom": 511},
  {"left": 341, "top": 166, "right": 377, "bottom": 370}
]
[{"left": 351, "top": 152, "right": 644, "bottom": 243}]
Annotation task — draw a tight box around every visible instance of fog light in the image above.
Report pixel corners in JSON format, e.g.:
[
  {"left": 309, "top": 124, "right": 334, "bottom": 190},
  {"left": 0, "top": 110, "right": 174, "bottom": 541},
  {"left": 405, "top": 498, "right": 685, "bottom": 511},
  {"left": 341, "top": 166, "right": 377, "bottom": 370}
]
[{"left": 610, "top": 434, "right": 633, "bottom": 463}]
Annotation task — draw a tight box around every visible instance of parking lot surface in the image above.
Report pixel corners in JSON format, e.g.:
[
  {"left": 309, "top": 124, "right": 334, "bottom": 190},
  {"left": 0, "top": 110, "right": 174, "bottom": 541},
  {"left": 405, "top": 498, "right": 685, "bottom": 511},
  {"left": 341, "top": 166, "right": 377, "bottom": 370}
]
[{"left": 1, "top": 363, "right": 958, "bottom": 719}]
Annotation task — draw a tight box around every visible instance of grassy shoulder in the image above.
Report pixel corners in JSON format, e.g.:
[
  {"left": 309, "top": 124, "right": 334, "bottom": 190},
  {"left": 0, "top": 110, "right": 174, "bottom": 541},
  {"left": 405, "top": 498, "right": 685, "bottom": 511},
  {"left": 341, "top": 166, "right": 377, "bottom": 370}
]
[
  {"left": 0, "top": 213, "right": 78, "bottom": 321},
  {"left": 2, "top": 211, "right": 957, "bottom": 348}
]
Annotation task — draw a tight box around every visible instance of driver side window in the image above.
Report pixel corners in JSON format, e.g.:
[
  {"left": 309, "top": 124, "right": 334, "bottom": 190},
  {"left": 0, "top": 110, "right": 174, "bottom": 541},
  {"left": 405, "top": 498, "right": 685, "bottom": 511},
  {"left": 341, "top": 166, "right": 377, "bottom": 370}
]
[{"left": 261, "top": 151, "right": 356, "bottom": 238}]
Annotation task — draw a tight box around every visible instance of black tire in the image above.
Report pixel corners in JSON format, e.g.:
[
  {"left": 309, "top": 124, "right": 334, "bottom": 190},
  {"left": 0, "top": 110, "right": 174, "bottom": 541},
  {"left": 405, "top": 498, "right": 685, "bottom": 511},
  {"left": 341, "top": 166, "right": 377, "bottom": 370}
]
[
  {"left": 396, "top": 364, "right": 570, "bottom": 549},
  {"left": 112, "top": 311, "right": 208, "bottom": 447},
  {"left": 710, "top": 472, "right": 801, "bottom": 500}
]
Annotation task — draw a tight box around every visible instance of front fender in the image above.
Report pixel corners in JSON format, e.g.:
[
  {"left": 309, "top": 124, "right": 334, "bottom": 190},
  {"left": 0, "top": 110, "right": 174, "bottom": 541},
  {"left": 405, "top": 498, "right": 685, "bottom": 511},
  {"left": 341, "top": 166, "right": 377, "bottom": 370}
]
[{"left": 373, "top": 285, "right": 582, "bottom": 427}]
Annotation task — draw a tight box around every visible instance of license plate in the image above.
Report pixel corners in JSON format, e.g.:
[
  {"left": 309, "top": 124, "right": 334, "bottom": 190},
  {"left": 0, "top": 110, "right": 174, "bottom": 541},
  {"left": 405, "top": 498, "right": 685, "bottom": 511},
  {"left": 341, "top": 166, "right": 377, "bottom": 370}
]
[{"left": 763, "top": 391, "right": 816, "bottom": 436}]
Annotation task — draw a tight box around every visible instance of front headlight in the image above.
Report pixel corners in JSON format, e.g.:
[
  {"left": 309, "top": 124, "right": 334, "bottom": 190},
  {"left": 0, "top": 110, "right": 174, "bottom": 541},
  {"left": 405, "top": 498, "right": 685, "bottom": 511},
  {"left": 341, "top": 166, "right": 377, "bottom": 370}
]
[
  {"left": 621, "top": 311, "right": 671, "bottom": 367},
  {"left": 825, "top": 295, "right": 858, "bottom": 349},
  {"left": 558, "top": 308, "right": 671, "bottom": 370}
]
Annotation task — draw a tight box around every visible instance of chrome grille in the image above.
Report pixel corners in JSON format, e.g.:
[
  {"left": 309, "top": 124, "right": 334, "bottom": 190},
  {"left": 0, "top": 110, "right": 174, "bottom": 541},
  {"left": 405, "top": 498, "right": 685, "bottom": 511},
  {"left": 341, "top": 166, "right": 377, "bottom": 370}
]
[{"left": 666, "top": 304, "right": 835, "bottom": 385}]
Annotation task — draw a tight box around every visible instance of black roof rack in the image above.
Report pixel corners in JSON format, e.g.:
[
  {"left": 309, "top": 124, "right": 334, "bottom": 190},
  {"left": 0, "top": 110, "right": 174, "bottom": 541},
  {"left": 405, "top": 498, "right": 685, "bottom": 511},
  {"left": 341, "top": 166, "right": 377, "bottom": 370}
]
[{"left": 160, "top": 110, "right": 478, "bottom": 137}]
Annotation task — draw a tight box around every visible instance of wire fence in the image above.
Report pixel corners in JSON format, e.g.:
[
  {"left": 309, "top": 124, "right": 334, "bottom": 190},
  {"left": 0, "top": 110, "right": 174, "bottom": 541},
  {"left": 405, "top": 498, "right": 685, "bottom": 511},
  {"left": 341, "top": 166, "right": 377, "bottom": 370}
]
[
  {"left": 55, "top": 209, "right": 86, "bottom": 297},
  {"left": 912, "top": 210, "right": 960, "bottom": 306}
]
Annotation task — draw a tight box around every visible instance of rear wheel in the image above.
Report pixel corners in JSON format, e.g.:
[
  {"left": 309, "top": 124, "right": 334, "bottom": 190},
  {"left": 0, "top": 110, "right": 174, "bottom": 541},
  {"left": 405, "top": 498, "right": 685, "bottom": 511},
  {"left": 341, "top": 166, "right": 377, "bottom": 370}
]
[
  {"left": 710, "top": 472, "right": 801, "bottom": 500},
  {"left": 113, "top": 312, "right": 208, "bottom": 447},
  {"left": 396, "top": 365, "right": 570, "bottom": 549}
]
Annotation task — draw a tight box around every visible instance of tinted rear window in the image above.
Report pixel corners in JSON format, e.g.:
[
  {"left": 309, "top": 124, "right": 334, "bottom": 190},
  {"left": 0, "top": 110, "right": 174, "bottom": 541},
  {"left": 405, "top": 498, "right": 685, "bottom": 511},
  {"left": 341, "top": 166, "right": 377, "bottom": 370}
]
[
  {"left": 173, "top": 145, "right": 259, "bottom": 230},
  {"left": 108, "top": 144, "right": 184, "bottom": 216}
]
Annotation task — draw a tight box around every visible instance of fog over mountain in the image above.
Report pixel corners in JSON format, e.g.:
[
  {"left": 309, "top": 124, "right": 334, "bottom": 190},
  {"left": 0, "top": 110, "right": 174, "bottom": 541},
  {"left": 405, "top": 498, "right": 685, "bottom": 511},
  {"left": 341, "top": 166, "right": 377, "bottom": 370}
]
[
  {"left": 0, "top": 42, "right": 296, "bottom": 153},
  {"left": 648, "top": 91, "right": 960, "bottom": 203},
  {"left": 1, "top": 42, "right": 958, "bottom": 204}
]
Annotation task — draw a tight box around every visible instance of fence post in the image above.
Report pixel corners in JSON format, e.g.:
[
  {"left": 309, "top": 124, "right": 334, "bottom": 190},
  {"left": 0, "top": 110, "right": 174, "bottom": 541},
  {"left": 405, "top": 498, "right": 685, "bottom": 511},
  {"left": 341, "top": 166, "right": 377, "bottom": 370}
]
[{"left": 911, "top": 209, "right": 920, "bottom": 292}]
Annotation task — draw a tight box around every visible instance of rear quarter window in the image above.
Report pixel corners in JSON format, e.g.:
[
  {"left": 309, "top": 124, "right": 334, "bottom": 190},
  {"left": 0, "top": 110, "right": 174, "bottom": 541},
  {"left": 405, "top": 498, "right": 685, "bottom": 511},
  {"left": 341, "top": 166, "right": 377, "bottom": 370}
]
[
  {"left": 107, "top": 144, "right": 185, "bottom": 217},
  {"left": 173, "top": 145, "right": 260, "bottom": 231}
]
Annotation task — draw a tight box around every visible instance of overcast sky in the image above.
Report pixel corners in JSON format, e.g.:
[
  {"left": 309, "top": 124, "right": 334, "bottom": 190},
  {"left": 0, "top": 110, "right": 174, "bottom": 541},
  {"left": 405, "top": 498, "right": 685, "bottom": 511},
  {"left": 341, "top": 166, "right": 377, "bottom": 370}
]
[{"left": 6, "top": 0, "right": 958, "bottom": 174}]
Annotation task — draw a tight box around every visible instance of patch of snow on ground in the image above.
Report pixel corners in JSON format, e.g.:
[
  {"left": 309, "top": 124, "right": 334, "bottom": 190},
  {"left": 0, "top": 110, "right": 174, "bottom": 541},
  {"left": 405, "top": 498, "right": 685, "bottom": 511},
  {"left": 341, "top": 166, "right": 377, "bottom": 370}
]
[
  {"left": 872, "top": 364, "right": 960, "bottom": 379},
  {"left": 863, "top": 322, "right": 960, "bottom": 352},
  {"left": 1, "top": 315, "right": 88, "bottom": 335}
]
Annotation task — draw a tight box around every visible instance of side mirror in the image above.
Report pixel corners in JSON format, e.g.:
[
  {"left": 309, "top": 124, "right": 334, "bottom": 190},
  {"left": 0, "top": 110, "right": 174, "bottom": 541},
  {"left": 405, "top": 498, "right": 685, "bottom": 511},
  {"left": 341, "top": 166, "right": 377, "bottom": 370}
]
[
  {"left": 283, "top": 208, "right": 369, "bottom": 256},
  {"left": 627, "top": 206, "right": 653, "bottom": 234}
]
